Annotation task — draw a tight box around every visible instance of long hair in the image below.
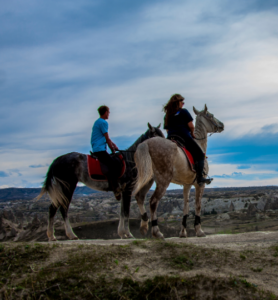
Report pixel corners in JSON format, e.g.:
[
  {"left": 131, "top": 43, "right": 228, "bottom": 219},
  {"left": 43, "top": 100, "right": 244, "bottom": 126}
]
[{"left": 163, "top": 94, "right": 184, "bottom": 127}]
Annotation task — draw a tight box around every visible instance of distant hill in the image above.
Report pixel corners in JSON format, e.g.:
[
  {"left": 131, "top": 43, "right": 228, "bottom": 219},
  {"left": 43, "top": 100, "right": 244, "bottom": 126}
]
[
  {"left": 0, "top": 185, "right": 277, "bottom": 201},
  {"left": 0, "top": 186, "right": 99, "bottom": 201}
]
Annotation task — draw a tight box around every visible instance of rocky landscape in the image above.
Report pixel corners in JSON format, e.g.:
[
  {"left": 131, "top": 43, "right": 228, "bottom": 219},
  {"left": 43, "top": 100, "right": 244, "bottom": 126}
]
[{"left": 0, "top": 186, "right": 278, "bottom": 242}]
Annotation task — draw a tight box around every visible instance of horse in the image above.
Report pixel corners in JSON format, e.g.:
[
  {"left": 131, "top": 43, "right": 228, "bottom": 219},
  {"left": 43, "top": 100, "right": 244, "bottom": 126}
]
[
  {"left": 133, "top": 105, "right": 224, "bottom": 239},
  {"left": 37, "top": 123, "right": 164, "bottom": 241}
]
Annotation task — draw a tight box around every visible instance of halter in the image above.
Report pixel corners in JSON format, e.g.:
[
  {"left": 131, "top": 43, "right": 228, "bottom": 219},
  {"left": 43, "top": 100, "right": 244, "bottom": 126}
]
[{"left": 194, "top": 113, "right": 221, "bottom": 141}]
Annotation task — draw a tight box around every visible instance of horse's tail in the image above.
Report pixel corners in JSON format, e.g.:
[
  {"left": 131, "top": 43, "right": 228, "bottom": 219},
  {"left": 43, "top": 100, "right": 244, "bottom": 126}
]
[
  {"left": 36, "top": 156, "right": 74, "bottom": 208},
  {"left": 133, "top": 142, "right": 154, "bottom": 195}
]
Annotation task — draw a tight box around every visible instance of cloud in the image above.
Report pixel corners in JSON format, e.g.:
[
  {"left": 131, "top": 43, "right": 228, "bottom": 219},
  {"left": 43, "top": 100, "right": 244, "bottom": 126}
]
[
  {"left": 237, "top": 165, "right": 251, "bottom": 169},
  {"left": 29, "top": 164, "right": 49, "bottom": 168},
  {"left": 0, "top": 171, "right": 9, "bottom": 177},
  {"left": 213, "top": 172, "right": 244, "bottom": 179},
  {"left": 1, "top": 0, "right": 278, "bottom": 187}
]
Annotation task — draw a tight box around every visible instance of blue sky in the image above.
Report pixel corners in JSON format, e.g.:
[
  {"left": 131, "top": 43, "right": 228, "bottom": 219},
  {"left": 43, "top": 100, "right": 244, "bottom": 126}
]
[{"left": 0, "top": 0, "right": 278, "bottom": 188}]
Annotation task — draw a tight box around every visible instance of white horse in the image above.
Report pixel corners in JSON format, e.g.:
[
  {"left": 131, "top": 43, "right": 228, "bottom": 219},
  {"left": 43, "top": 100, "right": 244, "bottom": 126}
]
[{"left": 133, "top": 105, "right": 224, "bottom": 238}]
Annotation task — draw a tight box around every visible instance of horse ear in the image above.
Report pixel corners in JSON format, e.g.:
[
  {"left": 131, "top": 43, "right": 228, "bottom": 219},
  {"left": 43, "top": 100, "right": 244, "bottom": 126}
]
[
  {"left": 157, "top": 123, "right": 161, "bottom": 129},
  {"left": 193, "top": 106, "right": 200, "bottom": 115},
  {"left": 148, "top": 122, "right": 155, "bottom": 132},
  {"left": 204, "top": 104, "right": 208, "bottom": 113}
]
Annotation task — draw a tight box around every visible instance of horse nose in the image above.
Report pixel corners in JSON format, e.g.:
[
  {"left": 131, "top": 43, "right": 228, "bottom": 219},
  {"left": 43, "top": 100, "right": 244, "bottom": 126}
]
[{"left": 220, "top": 123, "right": 224, "bottom": 131}]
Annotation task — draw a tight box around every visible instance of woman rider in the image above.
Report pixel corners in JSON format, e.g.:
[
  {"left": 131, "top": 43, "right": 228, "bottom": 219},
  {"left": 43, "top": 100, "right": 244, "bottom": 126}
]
[{"left": 163, "top": 94, "right": 211, "bottom": 186}]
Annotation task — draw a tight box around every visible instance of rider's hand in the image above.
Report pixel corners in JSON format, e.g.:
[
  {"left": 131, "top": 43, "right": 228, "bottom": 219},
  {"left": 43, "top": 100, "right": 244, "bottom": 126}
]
[{"left": 113, "top": 143, "right": 119, "bottom": 151}]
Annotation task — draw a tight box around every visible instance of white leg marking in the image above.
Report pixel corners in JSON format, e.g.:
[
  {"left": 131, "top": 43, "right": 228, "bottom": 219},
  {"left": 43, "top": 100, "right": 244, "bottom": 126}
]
[
  {"left": 64, "top": 217, "right": 78, "bottom": 240},
  {"left": 47, "top": 218, "right": 57, "bottom": 241}
]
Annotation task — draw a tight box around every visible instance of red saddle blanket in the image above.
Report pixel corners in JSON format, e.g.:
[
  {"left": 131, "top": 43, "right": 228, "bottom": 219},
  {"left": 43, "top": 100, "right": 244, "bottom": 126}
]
[
  {"left": 87, "top": 154, "right": 126, "bottom": 181},
  {"left": 181, "top": 147, "right": 196, "bottom": 172},
  {"left": 170, "top": 140, "right": 196, "bottom": 172}
]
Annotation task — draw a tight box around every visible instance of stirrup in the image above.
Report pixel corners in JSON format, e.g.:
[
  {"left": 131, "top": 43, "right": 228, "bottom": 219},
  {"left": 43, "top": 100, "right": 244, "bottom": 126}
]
[{"left": 197, "top": 177, "right": 213, "bottom": 186}]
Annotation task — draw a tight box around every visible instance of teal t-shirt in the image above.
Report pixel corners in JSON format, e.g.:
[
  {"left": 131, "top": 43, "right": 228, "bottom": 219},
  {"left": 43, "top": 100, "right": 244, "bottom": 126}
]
[{"left": 91, "top": 118, "right": 108, "bottom": 152}]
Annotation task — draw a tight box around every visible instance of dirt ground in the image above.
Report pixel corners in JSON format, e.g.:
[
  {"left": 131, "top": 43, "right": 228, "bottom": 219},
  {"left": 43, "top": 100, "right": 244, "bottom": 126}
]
[{"left": 1, "top": 231, "right": 278, "bottom": 299}]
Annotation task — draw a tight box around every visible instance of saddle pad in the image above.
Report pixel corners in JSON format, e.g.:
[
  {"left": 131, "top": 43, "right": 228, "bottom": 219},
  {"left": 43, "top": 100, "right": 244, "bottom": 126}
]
[
  {"left": 181, "top": 147, "right": 196, "bottom": 172},
  {"left": 170, "top": 140, "right": 196, "bottom": 172},
  {"left": 87, "top": 154, "right": 126, "bottom": 181}
]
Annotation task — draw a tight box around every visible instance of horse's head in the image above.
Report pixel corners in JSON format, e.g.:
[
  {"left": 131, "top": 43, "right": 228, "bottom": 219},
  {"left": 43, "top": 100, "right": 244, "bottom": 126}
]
[
  {"left": 193, "top": 104, "right": 224, "bottom": 134},
  {"left": 146, "top": 123, "right": 165, "bottom": 138}
]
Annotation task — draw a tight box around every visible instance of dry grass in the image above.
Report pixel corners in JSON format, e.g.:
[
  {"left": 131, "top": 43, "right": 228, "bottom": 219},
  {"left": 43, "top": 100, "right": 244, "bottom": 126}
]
[{"left": 0, "top": 240, "right": 278, "bottom": 299}]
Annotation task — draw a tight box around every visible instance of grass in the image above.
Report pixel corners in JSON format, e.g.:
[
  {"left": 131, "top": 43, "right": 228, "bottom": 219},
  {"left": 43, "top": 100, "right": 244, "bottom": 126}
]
[
  {"left": 0, "top": 241, "right": 278, "bottom": 299},
  {"left": 0, "top": 243, "right": 51, "bottom": 286},
  {"left": 251, "top": 267, "right": 263, "bottom": 272},
  {"left": 171, "top": 255, "right": 194, "bottom": 271},
  {"left": 272, "top": 245, "right": 278, "bottom": 257},
  {"left": 240, "top": 253, "right": 247, "bottom": 260}
]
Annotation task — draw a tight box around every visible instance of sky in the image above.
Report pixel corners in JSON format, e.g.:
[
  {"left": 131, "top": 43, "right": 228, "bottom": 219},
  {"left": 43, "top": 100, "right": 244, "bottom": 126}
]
[{"left": 0, "top": 0, "right": 278, "bottom": 189}]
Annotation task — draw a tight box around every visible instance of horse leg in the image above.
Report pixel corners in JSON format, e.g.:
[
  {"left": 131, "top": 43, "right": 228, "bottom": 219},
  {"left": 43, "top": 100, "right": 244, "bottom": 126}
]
[
  {"left": 179, "top": 184, "right": 191, "bottom": 238},
  {"left": 150, "top": 182, "right": 169, "bottom": 239},
  {"left": 47, "top": 203, "right": 58, "bottom": 241},
  {"left": 58, "top": 179, "right": 78, "bottom": 240},
  {"left": 60, "top": 205, "right": 78, "bottom": 240},
  {"left": 194, "top": 184, "right": 206, "bottom": 237},
  {"left": 135, "top": 179, "right": 154, "bottom": 237},
  {"left": 118, "top": 189, "right": 134, "bottom": 239}
]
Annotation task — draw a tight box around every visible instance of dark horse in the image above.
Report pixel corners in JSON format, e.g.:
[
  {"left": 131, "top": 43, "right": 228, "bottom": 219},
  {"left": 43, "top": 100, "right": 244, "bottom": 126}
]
[{"left": 38, "top": 123, "right": 164, "bottom": 241}]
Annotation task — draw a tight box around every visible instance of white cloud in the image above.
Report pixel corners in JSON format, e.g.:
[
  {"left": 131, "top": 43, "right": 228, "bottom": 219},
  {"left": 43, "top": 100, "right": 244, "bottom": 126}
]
[{"left": 1, "top": 1, "right": 278, "bottom": 187}]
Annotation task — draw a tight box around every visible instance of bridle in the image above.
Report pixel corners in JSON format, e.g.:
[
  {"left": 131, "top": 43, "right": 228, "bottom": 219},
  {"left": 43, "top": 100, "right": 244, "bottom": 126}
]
[{"left": 194, "top": 113, "right": 222, "bottom": 141}]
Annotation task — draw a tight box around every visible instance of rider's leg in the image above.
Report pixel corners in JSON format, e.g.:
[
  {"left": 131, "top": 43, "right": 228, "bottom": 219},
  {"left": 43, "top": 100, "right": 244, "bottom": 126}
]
[
  {"left": 94, "top": 151, "right": 122, "bottom": 199},
  {"left": 183, "top": 136, "right": 212, "bottom": 186}
]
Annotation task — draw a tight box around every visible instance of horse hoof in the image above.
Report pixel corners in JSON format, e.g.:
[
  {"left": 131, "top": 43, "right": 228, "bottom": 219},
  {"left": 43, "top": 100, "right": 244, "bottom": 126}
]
[
  {"left": 125, "top": 233, "right": 135, "bottom": 239},
  {"left": 179, "top": 228, "right": 187, "bottom": 238},
  {"left": 48, "top": 238, "right": 57, "bottom": 242},
  {"left": 152, "top": 232, "right": 164, "bottom": 239},
  {"left": 69, "top": 236, "right": 79, "bottom": 240},
  {"left": 179, "top": 233, "right": 187, "bottom": 238},
  {"left": 196, "top": 231, "right": 206, "bottom": 238},
  {"left": 140, "top": 227, "right": 148, "bottom": 237}
]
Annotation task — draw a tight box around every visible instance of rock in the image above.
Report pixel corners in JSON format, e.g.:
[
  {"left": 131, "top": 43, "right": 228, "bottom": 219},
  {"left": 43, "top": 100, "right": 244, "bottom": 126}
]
[
  {"left": 264, "top": 199, "right": 278, "bottom": 211},
  {"left": 40, "top": 217, "right": 48, "bottom": 226},
  {"left": 6, "top": 228, "right": 17, "bottom": 238},
  {"left": 54, "top": 220, "right": 63, "bottom": 227},
  {"left": 2, "top": 210, "right": 15, "bottom": 222},
  {"left": 31, "top": 215, "right": 41, "bottom": 227},
  {"left": 172, "top": 207, "right": 182, "bottom": 215},
  {"left": 0, "top": 214, "right": 4, "bottom": 230},
  {"left": 217, "top": 213, "right": 230, "bottom": 220},
  {"left": 13, "top": 230, "right": 28, "bottom": 242},
  {"left": 247, "top": 203, "right": 257, "bottom": 216},
  {"left": 0, "top": 215, "right": 6, "bottom": 237}
]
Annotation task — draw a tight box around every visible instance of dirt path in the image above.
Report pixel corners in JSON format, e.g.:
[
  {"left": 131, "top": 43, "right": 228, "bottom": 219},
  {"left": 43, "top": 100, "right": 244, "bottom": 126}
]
[{"left": 48, "top": 231, "right": 278, "bottom": 249}]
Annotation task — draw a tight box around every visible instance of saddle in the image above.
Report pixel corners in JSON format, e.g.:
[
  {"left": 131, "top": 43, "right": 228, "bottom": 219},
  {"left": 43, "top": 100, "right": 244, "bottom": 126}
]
[
  {"left": 87, "top": 152, "right": 126, "bottom": 181},
  {"left": 168, "top": 135, "right": 196, "bottom": 172}
]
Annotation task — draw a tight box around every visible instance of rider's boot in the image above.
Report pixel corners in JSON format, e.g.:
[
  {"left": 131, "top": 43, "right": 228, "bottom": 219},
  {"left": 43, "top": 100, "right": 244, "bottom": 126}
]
[{"left": 195, "top": 160, "right": 213, "bottom": 186}]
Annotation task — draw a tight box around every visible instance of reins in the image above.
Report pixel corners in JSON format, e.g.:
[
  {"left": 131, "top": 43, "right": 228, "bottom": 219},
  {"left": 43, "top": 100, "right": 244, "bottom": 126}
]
[
  {"left": 193, "top": 114, "right": 220, "bottom": 141},
  {"left": 117, "top": 150, "right": 136, "bottom": 153},
  {"left": 194, "top": 131, "right": 217, "bottom": 140}
]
